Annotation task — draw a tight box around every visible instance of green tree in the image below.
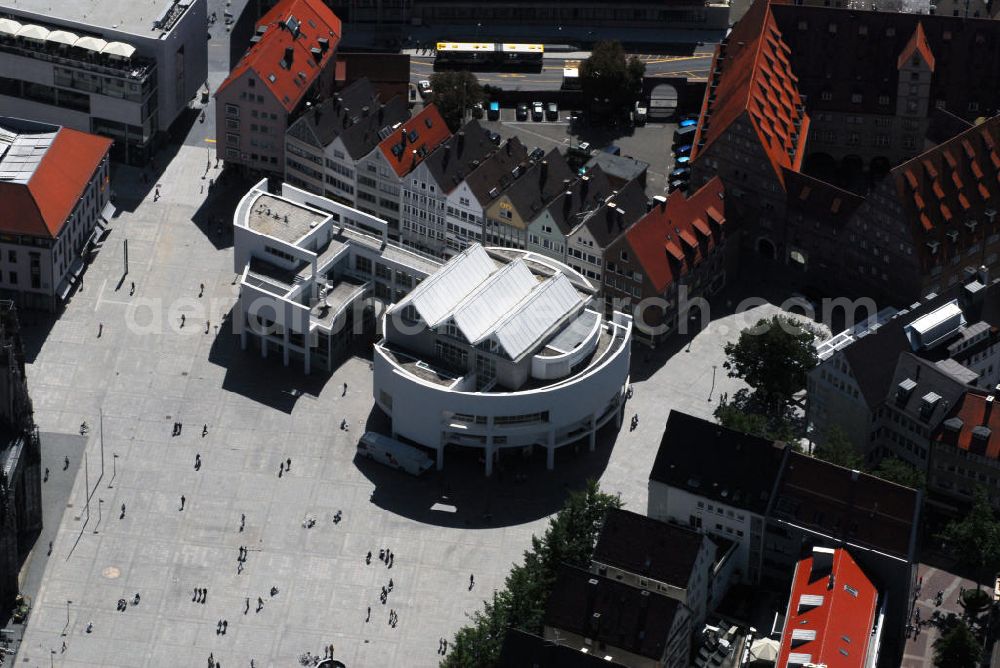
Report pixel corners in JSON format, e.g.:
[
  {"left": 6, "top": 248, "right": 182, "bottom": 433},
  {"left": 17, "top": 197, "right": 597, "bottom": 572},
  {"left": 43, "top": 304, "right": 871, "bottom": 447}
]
[
  {"left": 871, "top": 456, "right": 925, "bottom": 490},
  {"left": 722, "top": 316, "right": 818, "bottom": 420},
  {"left": 933, "top": 619, "right": 981, "bottom": 668},
  {"left": 714, "top": 390, "right": 798, "bottom": 443},
  {"left": 442, "top": 481, "right": 622, "bottom": 667},
  {"left": 813, "top": 425, "right": 864, "bottom": 469},
  {"left": 937, "top": 487, "right": 1000, "bottom": 590},
  {"left": 580, "top": 41, "right": 645, "bottom": 118},
  {"left": 429, "top": 71, "right": 483, "bottom": 132}
]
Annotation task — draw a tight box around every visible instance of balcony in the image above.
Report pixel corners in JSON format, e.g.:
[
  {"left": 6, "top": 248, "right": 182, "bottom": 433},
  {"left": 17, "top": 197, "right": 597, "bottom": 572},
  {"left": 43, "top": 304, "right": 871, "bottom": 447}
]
[{"left": 0, "top": 35, "right": 154, "bottom": 82}]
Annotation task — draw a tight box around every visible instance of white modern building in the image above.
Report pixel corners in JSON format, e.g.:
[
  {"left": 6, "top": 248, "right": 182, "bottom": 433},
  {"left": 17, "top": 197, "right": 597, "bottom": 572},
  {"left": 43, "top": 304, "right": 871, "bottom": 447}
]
[
  {"left": 233, "top": 179, "right": 440, "bottom": 374},
  {"left": 0, "top": 117, "right": 112, "bottom": 310},
  {"left": 373, "top": 244, "right": 632, "bottom": 474},
  {"left": 0, "top": 0, "right": 207, "bottom": 163}
]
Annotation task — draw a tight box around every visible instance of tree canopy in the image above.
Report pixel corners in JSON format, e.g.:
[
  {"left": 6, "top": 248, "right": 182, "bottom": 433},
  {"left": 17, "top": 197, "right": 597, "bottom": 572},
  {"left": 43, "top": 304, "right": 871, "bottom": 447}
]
[
  {"left": 442, "top": 481, "right": 622, "bottom": 667},
  {"left": 871, "top": 456, "right": 925, "bottom": 490},
  {"left": 937, "top": 487, "right": 1000, "bottom": 589},
  {"left": 933, "top": 619, "right": 982, "bottom": 668},
  {"left": 580, "top": 41, "right": 645, "bottom": 117},
  {"left": 722, "top": 315, "right": 818, "bottom": 419},
  {"left": 429, "top": 71, "right": 483, "bottom": 132},
  {"left": 813, "top": 425, "right": 863, "bottom": 470}
]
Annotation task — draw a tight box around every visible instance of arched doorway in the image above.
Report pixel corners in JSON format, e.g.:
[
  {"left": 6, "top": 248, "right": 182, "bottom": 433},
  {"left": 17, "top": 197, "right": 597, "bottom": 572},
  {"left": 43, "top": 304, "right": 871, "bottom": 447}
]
[
  {"left": 757, "top": 237, "right": 776, "bottom": 260},
  {"left": 870, "top": 156, "right": 892, "bottom": 186},
  {"left": 803, "top": 152, "right": 837, "bottom": 183},
  {"left": 838, "top": 154, "right": 865, "bottom": 193}
]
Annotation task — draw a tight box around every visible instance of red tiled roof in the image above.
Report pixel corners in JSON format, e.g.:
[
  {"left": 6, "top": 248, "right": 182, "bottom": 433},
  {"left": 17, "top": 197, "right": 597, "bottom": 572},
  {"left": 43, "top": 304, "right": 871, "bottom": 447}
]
[
  {"left": 0, "top": 128, "right": 112, "bottom": 239},
  {"left": 776, "top": 548, "right": 878, "bottom": 668},
  {"left": 216, "top": 0, "right": 341, "bottom": 113},
  {"left": 624, "top": 177, "right": 726, "bottom": 294},
  {"left": 376, "top": 104, "right": 451, "bottom": 178},
  {"left": 897, "top": 22, "right": 936, "bottom": 72},
  {"left": 892, "top": 115, "right": 1000, "bottom": 265},
  {"left": 692, "top": 0, "right": 809, "bottom": 189},
  {"left": 935, "top": 391, "right": 1000, "bottom": 459}
]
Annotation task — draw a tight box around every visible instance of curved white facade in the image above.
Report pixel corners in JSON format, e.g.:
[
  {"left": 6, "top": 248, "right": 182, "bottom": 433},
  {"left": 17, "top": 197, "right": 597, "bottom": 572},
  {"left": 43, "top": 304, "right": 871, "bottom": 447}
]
[{"left": 372, "top": 247, "right": 632, "bottom": 474}]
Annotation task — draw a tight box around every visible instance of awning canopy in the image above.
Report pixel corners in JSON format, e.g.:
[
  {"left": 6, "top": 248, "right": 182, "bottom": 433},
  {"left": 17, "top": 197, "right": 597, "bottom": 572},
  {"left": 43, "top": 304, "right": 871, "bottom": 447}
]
[
  {"left": 47, "top": 30, "right": 79, "bottom": 47},
  {"left": 0, "top": 18, "right": 22, "bottom": 36},
  {"left": 16, "top": 24, "right": 50, "bottom": 41},
  {"left": 101, "top": 41, "right": 135, "bottom": 58},
  {"left": 75, "top": 36, "right": 107, "bottom": 52}
]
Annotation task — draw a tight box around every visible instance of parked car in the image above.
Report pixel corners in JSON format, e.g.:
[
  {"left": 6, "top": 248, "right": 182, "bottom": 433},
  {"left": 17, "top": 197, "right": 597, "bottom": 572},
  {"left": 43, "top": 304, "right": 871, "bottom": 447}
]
[
  {"left": 578, "top": 141, "right": 592, "bottom": 152},
  {"left": 417, "top": 80, "right": 432, "bottom": 99},
  {"left": 532, "top": 101, "right": 544, "bottom": 121},
  {"left": 407, "top": 83, "right": 418, "bottom": 108},
  {"left": 674, "top": 125, "right": 697, "bottom": 141},
  {"left": 670, "top": 166, "right": 691, "bottom": 180},
  {"left": 674, "top": 155, "right": 691, "bottom": 166},
  {"left": 667, "top": 179, "right": 688, "bottom": 193},
  {"left": 516, "top": 103, "right": 529, "bottom": 121},
  {"left": 487, "top": 101, "right": 500, "bottom": 120},
  {"left": 487, "top": 131, "right": 502, "bottom": 145},
  {"left": 471, "top": 102, "right": 484, "bottom": 119},
  {"left": 546, "top": 102, "right": 558, "bottom": 121},
  {"left": 678, "top": 118, "right": 698, "bottom": 128},
  {"left": 357, "top": 432, "right": 434, "bottom": 477},
  {"left": 603, "top": 145, "right": 622, "bottom": 156},
  {"left": 529, "top": 147, "right": 545, "bottom": 161},
  {"left": 673, "top": 144, "right": 692, "bottom": 157}
]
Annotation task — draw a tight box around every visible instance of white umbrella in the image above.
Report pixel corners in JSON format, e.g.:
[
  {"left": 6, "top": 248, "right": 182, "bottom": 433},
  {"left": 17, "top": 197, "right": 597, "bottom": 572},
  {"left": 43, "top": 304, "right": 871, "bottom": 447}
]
[
  {"left": 749, "top": 638, "right": 781, "bottom": 662},
  {"left": 16, "top": 24, "right": 50, "bottom": 41},
  {"left": 47, "top": 30, "right": 79, "bottom": 47},
  {"left": 75, "top": 35, "right": 107, "bottom": 52},
  {"left": 0, "top": 18, "right": 22, "bottom": 36},
  {"left": 101, "top": 41, "right": 135, "bottom": 58}
]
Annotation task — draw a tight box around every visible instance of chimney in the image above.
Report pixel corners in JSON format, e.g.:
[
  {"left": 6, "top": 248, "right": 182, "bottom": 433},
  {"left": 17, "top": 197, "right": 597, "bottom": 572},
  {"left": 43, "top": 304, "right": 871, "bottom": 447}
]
[
  {"left": 539, "top": 160, "right": 548, "bottom": 184},
  {"left": 979, "top": 265, "right": 989, "bottom": 285},
  {"left": 457, "top": 131, "right": 465, "bottom": 154},
  {"left": 310, "top": 46, "right": 322, "bottom": 62},
  {"left": 378, "top": 105, "right": 384, "bottom": 123},
  {"left": 581, "top": 175, "right": 590, "bottom": 197},
  {"left": 318, "top": 37, "right": 329, "bottom": 52},
  {"left": 563, "top": 191, "right": 572, "bottom": 216},
  {"left": 616, "top": 207, "right": 626, "bottom": 227},
  {"left": 284, "top": 46, "right": 294, "bottom": 67},
  {"left": 654, "top": 194, "right": 667, "bottom": 211},
  {"left": 985, "top": 393, "right": 996, "bottom": 426},
  {"left": 810, "top": 546, "right": 835, "bottom": 582},
  {"left": 362, "top": 105, "right": 370, "bottom": 117},
  {"left": 400, "top": 129, "right": 407, "bottom": 146}
]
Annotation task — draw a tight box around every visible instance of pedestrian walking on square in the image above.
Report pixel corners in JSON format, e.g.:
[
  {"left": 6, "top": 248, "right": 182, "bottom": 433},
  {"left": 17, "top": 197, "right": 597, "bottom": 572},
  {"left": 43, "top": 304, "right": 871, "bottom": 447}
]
[
  {"left": 120, "top": 503, "right": 126, "bottom": 519},
  {"left": 98, "top": 322, "right": 103, "bottom": 338},
  {"left": 366, "top": 550, "right": 372, "bottom": 564},
  {"left": 244, "top": 597, "right": 249, "bottom": 615},
  {"left": 44, "top": 467, "right": 49, "bottom": 482},
  {"left": 257, "top": 596, "right": 264, "bottom": 612},
  {"left": 199, "top": 283, "right": 204, "bottom": 298},
  {"left": 180, "top": 313, "right": 186, "bottom": 327},
  {"left": 195, "top": 453, "right": 201, "bottom": 470},
  {"left": 64, "top": 456, "right": 69, "bottom": 470},
  {"left": 278, "top": 462, "right": 283, "bottom": 478},
  {"left": 469, "top": 573, "right": 474, "bottom": 590},
  {"left": 240, "top": 513, "right": 245, "bottom": 532},
  {"left": 366, "top": 606, "right": 371, "bottom": 622},
  {"left": 202, "top": 424, "right": 208, "bottom": 437},
  {"left": 130, "top": 281, "right": 135, "bottom": 295},
  {"left": 342, "top": 382, "right": 347, "bottom": 396},
  {"left": 180, "top": 495, "right": 185, "bottom": 511},
  {"left": 286, "top": 457, "right": 291, "bottom": 471}
]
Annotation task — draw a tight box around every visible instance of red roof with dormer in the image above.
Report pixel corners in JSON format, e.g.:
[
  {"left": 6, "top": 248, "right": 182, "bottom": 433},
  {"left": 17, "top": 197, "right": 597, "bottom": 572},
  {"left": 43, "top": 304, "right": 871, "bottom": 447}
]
[
  {"left": 935, "top": 391, "right": 1000, "bottom": 458},
  {"left": 891, "top": 115, "right": 1000, "bottom": 268},
  {"left": 376, "top": 104, "right": 451, "bottom": 178},
  {"left": 776, "top": 548, "right": 879, "bottom": 668},
  {"left": 215, "top": 0, "right": 341, "bottom": 113},
  {"left": 624, "top": 177, "right": 726, "bottom": 294},
  {"left": 691, "top": 0, "right": 810, "bottom": 189}
]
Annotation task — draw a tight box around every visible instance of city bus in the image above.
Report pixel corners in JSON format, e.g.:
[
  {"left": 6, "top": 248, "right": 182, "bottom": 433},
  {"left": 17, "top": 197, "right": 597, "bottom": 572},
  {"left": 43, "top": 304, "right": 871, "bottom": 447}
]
[{"left": 435, "top": 42, "right": 544, "bottom": 72}]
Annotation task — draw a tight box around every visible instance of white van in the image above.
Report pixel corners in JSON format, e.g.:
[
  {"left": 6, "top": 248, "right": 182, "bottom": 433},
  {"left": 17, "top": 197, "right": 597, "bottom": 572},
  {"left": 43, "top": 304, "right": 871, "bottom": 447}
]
[{"left": 357, "top": 432, "right": 434, "bottom": 476}]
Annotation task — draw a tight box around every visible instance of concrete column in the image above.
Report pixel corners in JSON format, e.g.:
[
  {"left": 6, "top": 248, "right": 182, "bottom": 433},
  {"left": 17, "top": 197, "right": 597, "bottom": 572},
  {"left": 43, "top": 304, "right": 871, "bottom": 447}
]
[
  {"left": 615, "top": 404, "right": 623, "bottom": 429},
  {"left": 484, "top": 444, "right": 494, "bottom": 476},
  {"left": 261, "top": 336, "right": 268, "bottom": 359},
  {"left": 304, "top": 344, "right": 311, "bottom": 375},
  {"left": 588, "top": 416, "right": 597, "bottom": 452},
  {"left": 546, "top": 430, "right": 556, "bottom": 470},
  {"left": 436, "top": 445, "right": 444, "bottom": 471},
  {"left": 282, "top": 328, "right": 290, "bottom": 367}
]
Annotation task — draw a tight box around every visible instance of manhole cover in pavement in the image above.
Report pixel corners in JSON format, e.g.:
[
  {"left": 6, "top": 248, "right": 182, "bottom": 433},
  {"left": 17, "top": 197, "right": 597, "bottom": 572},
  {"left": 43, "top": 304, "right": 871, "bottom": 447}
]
[{"left": 102, "top": 567, "right": 121, "bottom": 579}]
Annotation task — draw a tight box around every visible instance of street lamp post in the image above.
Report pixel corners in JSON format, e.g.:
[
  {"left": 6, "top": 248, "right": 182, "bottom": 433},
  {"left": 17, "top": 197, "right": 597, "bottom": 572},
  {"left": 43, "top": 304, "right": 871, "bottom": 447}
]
[
  {"left": 93, "top": 499, "right": 103, "bottom": 534},
  {"left": 62, "top": 600, "right": 71, "bottom": 636},
  {"left": 108, "top": 453, "right": 118, "bottom": 489},
  {"left": 708, "top": 365, "right": 717, "bottom": 402}
]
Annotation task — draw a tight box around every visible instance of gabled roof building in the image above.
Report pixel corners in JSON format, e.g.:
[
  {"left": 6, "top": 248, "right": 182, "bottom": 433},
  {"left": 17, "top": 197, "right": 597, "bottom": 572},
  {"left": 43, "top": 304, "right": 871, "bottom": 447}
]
[
  {"left": 689, "top": 0, "right": 1000, "bottom": 305},
  {"left": 216, "top": 0, "right": 341, "bottom": 175},
  {"left": 775, "top": 547, "right": 883, "bottom": 668},
  {"left": 0, "top": 117, "right": 112, "bottom": 309},
  {"left": 604, "top": 177, "right": 731, "bottom": 346},
  {"left": 373, "top": 244, "right": 632, "bottom": 475},
  {"left": 284, "top": 78, "right": 410, "bottom": 201}
]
